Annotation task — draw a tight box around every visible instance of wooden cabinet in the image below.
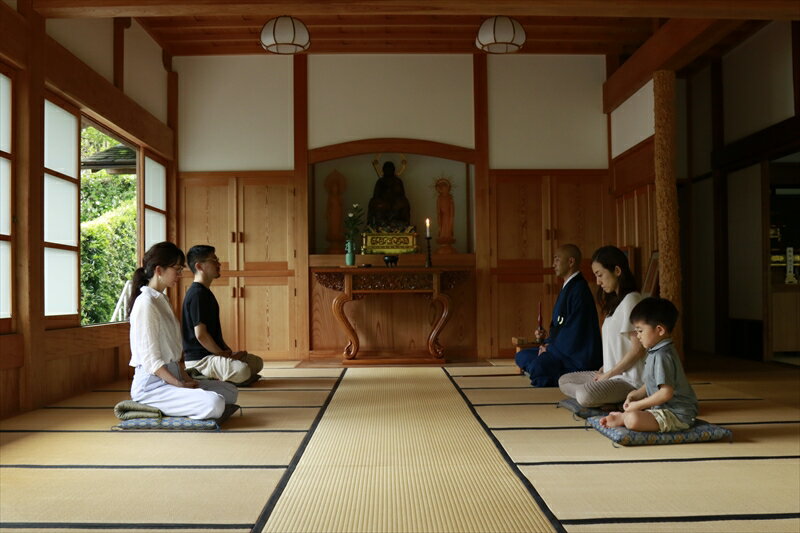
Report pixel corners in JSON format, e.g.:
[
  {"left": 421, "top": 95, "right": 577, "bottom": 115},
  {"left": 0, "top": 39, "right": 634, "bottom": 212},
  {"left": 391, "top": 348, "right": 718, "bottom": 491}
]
[
  {"left": 491, "top": 170, "right": 613, "bottom": 356},
  {"left": 178, "top": 172, "right": 295, "bottom": 360},
  {"left": 772, "top": 288, "right": 800, "bottom": 352}
]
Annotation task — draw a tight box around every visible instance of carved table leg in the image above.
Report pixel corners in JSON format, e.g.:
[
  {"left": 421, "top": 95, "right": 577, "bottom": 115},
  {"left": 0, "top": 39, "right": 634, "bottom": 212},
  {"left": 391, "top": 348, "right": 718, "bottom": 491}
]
[
  {"left": 332, "top": 292, "right": 359, "bottom": 359},
  {"left": 428, "top": 292, "right": 452, "bottom": 358}
]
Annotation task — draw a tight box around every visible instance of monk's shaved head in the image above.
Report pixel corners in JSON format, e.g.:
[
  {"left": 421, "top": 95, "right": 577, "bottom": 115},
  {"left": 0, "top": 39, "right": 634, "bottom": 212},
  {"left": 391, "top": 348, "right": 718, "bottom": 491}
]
[{"left": 558, "top": 244, "right": 582, "bottom": 265}]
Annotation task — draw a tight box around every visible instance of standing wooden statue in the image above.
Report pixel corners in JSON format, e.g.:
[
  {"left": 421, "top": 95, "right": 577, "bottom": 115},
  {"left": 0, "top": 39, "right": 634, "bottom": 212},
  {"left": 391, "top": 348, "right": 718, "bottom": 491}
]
[
  {"left": 435, "top": 177, "right": 457, "bottom": 254},
  {"left": 325, "top": 170, "right": 346, "bottom": 253}
]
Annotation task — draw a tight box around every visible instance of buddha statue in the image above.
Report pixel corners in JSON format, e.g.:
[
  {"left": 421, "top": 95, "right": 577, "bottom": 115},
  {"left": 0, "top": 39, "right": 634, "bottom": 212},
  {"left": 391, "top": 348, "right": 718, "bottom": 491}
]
[{"left": 366, "top": 161, "right": 411, "bottom": 232}]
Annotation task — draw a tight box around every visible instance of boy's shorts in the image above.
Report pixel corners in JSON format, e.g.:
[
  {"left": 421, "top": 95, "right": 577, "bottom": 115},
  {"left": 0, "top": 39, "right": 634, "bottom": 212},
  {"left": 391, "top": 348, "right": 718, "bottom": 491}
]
[{"left": 648, "top": 408, "right": 692, "bottom": 432}]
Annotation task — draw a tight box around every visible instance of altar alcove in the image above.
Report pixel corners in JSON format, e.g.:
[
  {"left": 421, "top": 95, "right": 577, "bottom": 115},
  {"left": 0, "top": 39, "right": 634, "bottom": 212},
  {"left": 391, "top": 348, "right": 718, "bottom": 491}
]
[
  {"left": 308, "top": 151, "right": 477, "bottom": 361},
  {"left": 310, "top": 153, "right": 473, "bottom": 255}
]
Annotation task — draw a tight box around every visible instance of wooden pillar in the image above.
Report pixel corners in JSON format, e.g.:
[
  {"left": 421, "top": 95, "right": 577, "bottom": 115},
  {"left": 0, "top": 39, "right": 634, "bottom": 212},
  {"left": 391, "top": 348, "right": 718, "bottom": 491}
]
[
  {"left": 293, "top": 54, "right": 310, "bottom": 358},
  {"left": 653, "top": 70, "right": 684, "bottom": 356},
  {"left": 473, "top": 53, "right": 492, "bottom": 358},
  {"left": 16, "top": 1, "right": 47, "bottom": 409}
]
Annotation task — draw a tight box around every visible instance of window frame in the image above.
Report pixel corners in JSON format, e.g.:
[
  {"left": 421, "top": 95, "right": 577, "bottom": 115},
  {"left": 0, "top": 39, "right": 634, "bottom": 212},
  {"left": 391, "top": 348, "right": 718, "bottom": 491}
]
[
  {"left": 42, "top": 92, "right": 81, "bottom": 329},
  {"left": 0, "top": 62, "right": 15, "bottom": 333},
  {"left": 139, "top": 149, "right": 169, "bottom": 258}
]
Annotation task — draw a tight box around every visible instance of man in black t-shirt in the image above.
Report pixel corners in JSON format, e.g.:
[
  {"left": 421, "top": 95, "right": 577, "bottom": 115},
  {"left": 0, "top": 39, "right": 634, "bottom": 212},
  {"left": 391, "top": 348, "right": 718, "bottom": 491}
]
[{"left": 181, "top": 245, "right": 263, "bottom": 386}]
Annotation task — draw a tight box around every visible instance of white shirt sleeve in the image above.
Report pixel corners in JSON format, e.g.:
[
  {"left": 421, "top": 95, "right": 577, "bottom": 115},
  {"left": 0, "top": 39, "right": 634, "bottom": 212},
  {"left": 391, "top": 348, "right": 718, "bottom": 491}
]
[{"left": 130, "top": 294, "right": 168, "bottom": 376}]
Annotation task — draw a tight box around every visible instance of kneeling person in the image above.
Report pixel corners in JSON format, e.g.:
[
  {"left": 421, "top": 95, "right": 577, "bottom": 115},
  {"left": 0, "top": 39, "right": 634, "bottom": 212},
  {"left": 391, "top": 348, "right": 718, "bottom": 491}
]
[{"left": 182, "top": 245, "right": 264, "bottom": 386}]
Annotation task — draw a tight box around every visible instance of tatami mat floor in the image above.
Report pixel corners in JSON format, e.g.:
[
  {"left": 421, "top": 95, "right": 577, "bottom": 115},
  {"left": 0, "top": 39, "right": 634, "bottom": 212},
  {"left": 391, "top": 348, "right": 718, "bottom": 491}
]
[{"left": 1, "top": 358, "right": 798, "bottom": 532}]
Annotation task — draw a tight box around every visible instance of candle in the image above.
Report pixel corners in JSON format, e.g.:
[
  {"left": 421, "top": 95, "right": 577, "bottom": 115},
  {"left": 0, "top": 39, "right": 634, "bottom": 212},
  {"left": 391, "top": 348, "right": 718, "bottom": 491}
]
[{"left": 425, "top": 218, "right": 430, "bottom": 238}]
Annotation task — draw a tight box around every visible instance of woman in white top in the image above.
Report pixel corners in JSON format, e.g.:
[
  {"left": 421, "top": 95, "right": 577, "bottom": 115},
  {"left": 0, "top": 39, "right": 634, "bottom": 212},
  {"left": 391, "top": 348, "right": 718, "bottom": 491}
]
[
  {"left": 559, "top": 246, "right": 645, "bottom": 407},
  {"left": 127, "top": 242, "right": 237, "bottom": 419}
]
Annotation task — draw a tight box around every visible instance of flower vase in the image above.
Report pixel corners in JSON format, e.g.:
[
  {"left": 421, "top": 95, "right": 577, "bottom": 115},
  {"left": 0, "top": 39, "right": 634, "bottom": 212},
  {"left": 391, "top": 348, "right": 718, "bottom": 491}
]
[{"left": 345, "top": 240, "right": 356, "bottom": 266}]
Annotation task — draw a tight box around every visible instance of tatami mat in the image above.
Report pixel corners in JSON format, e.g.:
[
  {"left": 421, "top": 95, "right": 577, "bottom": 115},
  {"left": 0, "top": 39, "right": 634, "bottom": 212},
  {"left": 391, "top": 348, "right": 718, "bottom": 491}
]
[
  {"left": 0, "top": 468, "right": 283, "bottom": 526},
  {"left": 262, "top": 367, "right": 558, "bottom": 533},
  {"left": 477, "top": 404, "right": 585, "bottom": 428},
  {"left": 521, "top": 459, "right": 800, "bottom": 520},
  {"left": 0, "top": 431, "right": 304, "bottom": 466},
  {"left": 489, "top": 359, "right": 517, "bottom": 367},
  {"left": 249, "top": 377, "right": 338, "bottom": 389},
  {"left": 258, "top": 368, "right": 343, "bottom": 378},
  {"left": 454, "top": 375, "right": 533, "bottom": 389},
  {"left": 565, "top": 518, "right": 800, "bottom": 532},
  {"left": 445, "top": 366, "right": 524, "bottom": 377},
  {"left": 464, "top": 387, "right": 566, "bottom": 404}
]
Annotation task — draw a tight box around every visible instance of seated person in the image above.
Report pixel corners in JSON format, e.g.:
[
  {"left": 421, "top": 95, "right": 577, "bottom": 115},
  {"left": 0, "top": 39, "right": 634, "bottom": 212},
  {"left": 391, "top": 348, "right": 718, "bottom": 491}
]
[
  {"left": 181, "top": 245, "right": 264, "bottom": 386},
  {"left": 515, "top": 244, "right": 602, "bottom": 387},
  {"left": 558, "top": 245, "right": 645, "bottom": 406},
  {"left": 601, "top": 297, "right": 698, "bottom": 432},
  {"left": 367, "top": 161, "right": 411, "bottom": 231},
  {"left": 128, "top": 242, "right": 237, "bottom": 420}
]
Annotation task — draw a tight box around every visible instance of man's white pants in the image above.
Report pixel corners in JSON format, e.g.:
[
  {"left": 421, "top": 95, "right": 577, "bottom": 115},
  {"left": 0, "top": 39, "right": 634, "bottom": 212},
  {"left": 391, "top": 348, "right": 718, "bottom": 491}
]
[{"left": 185, "top": 353, "right": 264, "bottom": 384}]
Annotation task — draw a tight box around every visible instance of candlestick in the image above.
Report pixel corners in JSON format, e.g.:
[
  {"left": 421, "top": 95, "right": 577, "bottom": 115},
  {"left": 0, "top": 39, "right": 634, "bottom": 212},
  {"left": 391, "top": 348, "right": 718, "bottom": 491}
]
[
  {"left": 425, "top": 236, "right": 432, "bottom": 268},
  {"left": 425, "top": 217, "right": 430, "bottom": 238}
]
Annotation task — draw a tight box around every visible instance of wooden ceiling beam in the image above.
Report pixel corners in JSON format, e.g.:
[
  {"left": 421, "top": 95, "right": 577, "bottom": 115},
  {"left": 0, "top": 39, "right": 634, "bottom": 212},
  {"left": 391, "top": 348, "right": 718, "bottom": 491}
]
[
  {"left": 32, "top": 0, "right": 800, "bottom": 20},
  {"left": 604, "top": 18, "right": 744, "bottom": 113}
]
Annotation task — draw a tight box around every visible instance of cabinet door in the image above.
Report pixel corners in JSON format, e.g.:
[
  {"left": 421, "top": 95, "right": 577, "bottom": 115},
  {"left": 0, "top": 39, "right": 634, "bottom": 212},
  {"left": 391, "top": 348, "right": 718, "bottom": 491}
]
[
  {"left": 772, "top": 291, "right": 800, "bottom": 352},
  {"left": 177, "top": 276, "right": 239, "bottom": 352},
  {"left": 495, "top": 174, "right": 546, "bottom": 267},
  {"left": 495, "top": 273, "right": 549, "bottom": 356},
  {"left": 179, "top": 177, "right": 238, "bottom": 271},
  {"left": 238, "top": 276, "right": 293, "bottom": 359},
  {"left": 238, "top": 178, "right": 293, "bottom": 271}
]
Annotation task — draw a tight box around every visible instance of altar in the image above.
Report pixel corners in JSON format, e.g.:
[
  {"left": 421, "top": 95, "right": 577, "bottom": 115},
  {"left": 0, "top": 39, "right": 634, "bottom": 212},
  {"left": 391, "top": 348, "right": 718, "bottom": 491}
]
[{"left": 313, "top": 267, "right": 469, "bottom": 364}]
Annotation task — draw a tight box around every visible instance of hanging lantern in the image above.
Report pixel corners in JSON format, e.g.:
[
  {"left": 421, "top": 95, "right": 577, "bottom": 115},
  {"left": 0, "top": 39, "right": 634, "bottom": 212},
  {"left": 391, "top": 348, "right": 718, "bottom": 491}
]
[
  {"left": 260, "top": 16, "right": 310, "bottom": 55},
  {"left": 475, "top": 16, "right": 526, "bottom": 54}
]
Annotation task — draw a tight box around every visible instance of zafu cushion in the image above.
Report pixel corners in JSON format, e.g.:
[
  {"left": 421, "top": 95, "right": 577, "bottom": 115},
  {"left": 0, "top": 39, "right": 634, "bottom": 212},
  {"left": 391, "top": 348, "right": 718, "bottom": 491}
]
[{"left": 586, "top": 415, "right": 733, "bottom": 446}]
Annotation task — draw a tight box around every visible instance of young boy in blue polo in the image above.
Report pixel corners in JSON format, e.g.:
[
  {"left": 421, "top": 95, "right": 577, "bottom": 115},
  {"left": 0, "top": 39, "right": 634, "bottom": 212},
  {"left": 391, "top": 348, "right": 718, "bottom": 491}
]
[{"left": 600, "top": 297, "right": 697, "bottom": 432}]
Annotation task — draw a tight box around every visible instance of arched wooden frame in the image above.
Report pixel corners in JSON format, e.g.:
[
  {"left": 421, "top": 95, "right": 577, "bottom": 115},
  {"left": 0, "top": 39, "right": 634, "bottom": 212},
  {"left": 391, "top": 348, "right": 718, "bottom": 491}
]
[{"left": 308, "top": 138, "right": 476, "bottom": 165}]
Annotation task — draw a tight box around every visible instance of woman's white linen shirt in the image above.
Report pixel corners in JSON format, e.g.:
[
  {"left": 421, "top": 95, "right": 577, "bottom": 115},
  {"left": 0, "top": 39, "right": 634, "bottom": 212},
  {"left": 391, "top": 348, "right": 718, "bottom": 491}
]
[
  {"left": 129, "top": 286, "right": 183, "bottom": 375},
  {"left": 601, "top": 291, "right": 644, "bottom": 387}
]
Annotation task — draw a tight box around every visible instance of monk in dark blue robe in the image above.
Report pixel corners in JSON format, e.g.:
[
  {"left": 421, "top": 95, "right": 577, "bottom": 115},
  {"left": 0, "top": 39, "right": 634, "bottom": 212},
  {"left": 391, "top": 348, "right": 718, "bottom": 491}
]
[{"left": 516, "top": 245, "right": 602, "bottom": 387}]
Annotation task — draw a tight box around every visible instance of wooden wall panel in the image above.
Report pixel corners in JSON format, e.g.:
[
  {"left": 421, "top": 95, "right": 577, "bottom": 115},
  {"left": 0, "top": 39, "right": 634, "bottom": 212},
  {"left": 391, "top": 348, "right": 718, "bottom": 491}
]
[
  {"left": 495, "top": 276, "right": 548, "bottom": 356},
  {"left": 239, "top": 277, "right": 292, "bottom": 359},
  {"left": 179, "top": 177, "right": 237, "bottom": 271},
  {"left": 239, "top": 180, "right": 292, "bottom": 269},
  {"left": 495, "top": 174, "right": 544, "bottom": 265},
  {"left": 612, "top": 136, "right": 655, "bottom": 196},
  {"left": 43, "top": 323, "right": 130, "bottom": 360},
  {"left": 0, "top": 369, "right": 20, "bottom": 418},
  {"left": 309, "top": 273, "right": 476, "bottom": 359},
  {"left": 43, "top": 348, "right": 118, "bottom": 405}
]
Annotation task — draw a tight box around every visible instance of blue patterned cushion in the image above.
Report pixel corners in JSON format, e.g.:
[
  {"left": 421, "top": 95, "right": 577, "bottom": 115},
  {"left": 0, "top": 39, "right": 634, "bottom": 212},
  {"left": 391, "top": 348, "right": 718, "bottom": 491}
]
[
  {"left": 558, "top": 398, "right": 617, "bottom": 419},
  {"left": 113, "top": 417, "right": 219, "bottom": 431},
  {"left": 587, "top": 416, "right": 733, "bottom": 446}
]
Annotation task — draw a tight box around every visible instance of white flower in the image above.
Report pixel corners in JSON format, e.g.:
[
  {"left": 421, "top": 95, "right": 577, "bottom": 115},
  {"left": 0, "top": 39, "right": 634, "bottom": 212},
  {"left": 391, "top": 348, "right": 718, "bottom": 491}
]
[
  {"left": 353, "top": 203, "right": 359, "bottom": 208},
  {"left": 348, "top": 213, "right": 354, "bottom": 218}
]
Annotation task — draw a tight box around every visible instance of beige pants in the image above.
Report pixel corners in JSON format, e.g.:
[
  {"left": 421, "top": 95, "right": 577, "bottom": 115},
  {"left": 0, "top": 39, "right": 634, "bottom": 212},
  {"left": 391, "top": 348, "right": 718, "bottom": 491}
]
[
  {"left": 558, "top": 371, "right": 636, "bottom": 407},
  {"left": 185, "top": 353, "right": 264, "bottom": 385}
]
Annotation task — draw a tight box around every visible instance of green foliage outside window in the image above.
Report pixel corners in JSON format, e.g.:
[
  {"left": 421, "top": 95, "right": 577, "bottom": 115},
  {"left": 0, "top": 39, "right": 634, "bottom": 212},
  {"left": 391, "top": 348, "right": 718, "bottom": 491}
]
[{"left": 80, "top": 126, "right": 138, "bottom": 326}]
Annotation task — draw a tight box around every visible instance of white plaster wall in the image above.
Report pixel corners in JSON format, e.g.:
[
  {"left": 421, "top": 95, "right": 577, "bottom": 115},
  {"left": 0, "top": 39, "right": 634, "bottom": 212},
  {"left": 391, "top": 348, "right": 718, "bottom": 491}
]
[
  {"left": 489, "top": 55, "right": 606, "bottom": 169},
  {"left": 690, "top": 178, "right": 715, "bottom": 353},
  {"left": 689, "top": 66, "right": 712, "bottom": 177},
  {"left": 727, "top": 164, "right": 763, "bottom": 320},
  {"left": 124, "top": 20, "right": 167, "bottom": 123},
  {"left": 175, "top": 55, "right": 293, "bottom": 171},
  {"left": 308, "top": 55, "right": 474, "bottom": 150},
  {"left": 723, "top": 21, "right": 794, "bottom": 144},
  {"left": 46, "top": 19, "right": 114, "bottom": 84},
  {"left": 312, "top": 153, "right": 469, "bottom": 254},
  {"left": 610, "top": 80, "right": 654, "bottom": 158}
]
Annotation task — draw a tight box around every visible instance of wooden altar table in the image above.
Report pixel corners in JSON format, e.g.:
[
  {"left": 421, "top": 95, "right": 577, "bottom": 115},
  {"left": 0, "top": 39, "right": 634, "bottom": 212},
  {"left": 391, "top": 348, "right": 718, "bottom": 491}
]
[{"left": 313, "top": 267, "right": 469, "bottom": 364}]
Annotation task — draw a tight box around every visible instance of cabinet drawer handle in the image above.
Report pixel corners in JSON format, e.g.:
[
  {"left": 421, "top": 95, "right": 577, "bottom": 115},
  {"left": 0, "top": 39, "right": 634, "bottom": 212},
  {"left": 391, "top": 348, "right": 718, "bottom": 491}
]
[
  {"left": 231, "top": 231, "right": 236, "bottom": 243},
  {"left": 231, "top": 287, "right": 236, "bottom": 298},
  {"left": 239, "top": 231, "right": 243, "bottom": 243},
  {"left": 239, "top": 287, "right": 244, "bottom": 298}
]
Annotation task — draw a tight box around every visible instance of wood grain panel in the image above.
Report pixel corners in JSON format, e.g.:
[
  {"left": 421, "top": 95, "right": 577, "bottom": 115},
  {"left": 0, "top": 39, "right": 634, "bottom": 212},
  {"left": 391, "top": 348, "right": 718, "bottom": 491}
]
[
  {"left": 551, "top": 172, "right": 610, "bottom": 261},
  {"left": 0, "top": 333, "right": 24, "bottom": 370},
  {"left": 495, "top": 174, "right": 544, "bottom": 263},
  {"left": 239, "top": 277, "right": 291, "bottom": 359},
  {"left": 43, "top": 348, "right": 118, "bottom": 405},
  {"left": 0, "top": 3, "right": 28, "bottom": 68},
  {"left": 43, "top": 323, "right": 130, "bottom": 361},
  {"left": 612, "top": 136, "right": 655, "bottom": 196},
  {"left": 772, "top": 291, "right": 800, "bottom": 352},
  {"left": 238, "top": 179, "right": 292, "bottom": 269},
  {"left": 495, "top": 278, "right": 548, "bottom": 356},
  {"left": 0, "top": 368, "right": 20, "bottom": 418},
  {"left": 179, "top": 176, "right": 237, "bottom": 270}
]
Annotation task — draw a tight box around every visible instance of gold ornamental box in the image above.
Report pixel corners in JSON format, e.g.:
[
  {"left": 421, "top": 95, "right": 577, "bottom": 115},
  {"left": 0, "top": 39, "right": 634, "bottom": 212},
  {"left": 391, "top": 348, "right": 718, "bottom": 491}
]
[{"left": 361, "top": 232, "right": 418, "bottom": 254}]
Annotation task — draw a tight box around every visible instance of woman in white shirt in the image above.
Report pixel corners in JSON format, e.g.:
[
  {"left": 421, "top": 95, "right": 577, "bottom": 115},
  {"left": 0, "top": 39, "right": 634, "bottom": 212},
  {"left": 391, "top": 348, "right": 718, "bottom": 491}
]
[
  {"left": 558, "top": 246, "right": 645, "bottom": 407},
  {"left": 127, "top": 242, "right": 237, "bottom": 419}
]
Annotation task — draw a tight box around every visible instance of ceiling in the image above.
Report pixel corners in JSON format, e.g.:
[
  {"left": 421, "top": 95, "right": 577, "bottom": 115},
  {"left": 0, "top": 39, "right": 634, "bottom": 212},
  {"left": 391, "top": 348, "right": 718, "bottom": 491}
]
[{"left": 31, "top": 1, "right": 798, "bottom": 59}]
